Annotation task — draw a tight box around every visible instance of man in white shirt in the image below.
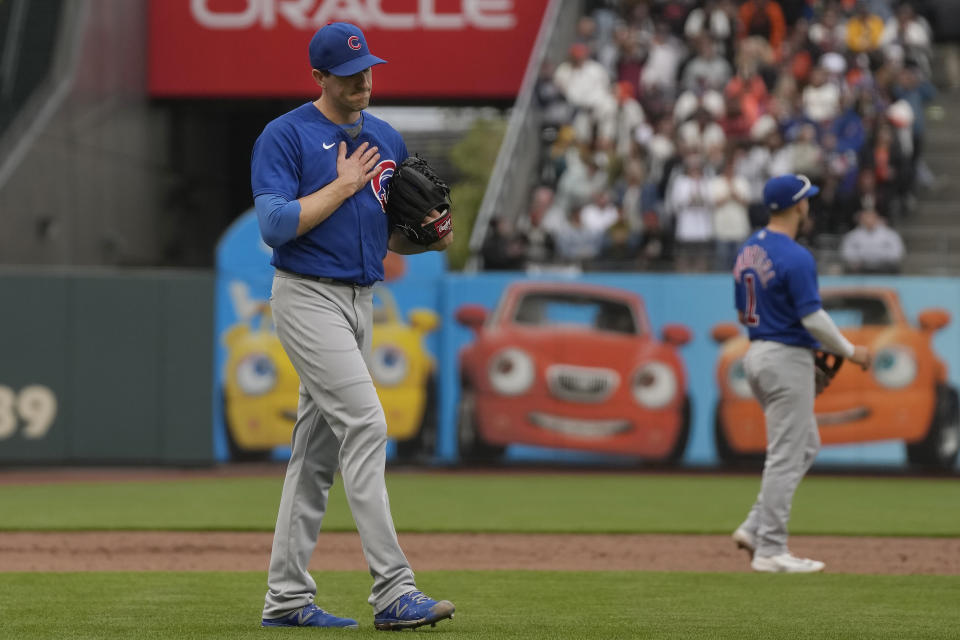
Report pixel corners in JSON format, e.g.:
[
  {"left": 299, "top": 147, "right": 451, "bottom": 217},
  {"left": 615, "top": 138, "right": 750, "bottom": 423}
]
[
  {"left": 840, "top": 209, "right": 905, "bottom": 274},
  {"left": 801, "top": 66, "right": 840, "bottom": 124},
  {"left": 667, "top": 154, "right": 714, "bottom": 270},
  {"left": 553, "top": 43, "right": 611, "bottom": 142},
  {"left": 580, "top": 191, "right": 620, "bottom": 235}
]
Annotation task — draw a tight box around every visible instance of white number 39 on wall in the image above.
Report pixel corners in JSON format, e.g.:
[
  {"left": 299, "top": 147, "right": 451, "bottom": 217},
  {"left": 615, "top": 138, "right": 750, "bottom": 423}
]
[{"left": 0, "top": 385, "right": 57, "bottom": 440}]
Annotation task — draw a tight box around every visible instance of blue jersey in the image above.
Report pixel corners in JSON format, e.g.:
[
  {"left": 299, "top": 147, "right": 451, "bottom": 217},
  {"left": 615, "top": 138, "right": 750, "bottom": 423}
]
[
  {"left": 251, "top": 103, "right": 408, "bottom": 286},
  {"left": 733, "top": 229, "right": 822, "bottom": 349}
]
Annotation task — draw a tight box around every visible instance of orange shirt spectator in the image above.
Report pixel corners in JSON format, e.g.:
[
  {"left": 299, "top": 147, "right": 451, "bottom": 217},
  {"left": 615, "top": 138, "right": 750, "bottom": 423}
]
[
  {"left": 725, "top": 67, "right": 769, "bottom": 126},
  {"left": 738, "top": 0, "right": 787, "bottom": 55}
]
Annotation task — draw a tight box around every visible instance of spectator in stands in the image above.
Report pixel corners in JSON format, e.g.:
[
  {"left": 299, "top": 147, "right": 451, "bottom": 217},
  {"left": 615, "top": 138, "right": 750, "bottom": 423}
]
[
  {"left": 641, "top": 21, "right": 686, "bottom": 102},
  {"left": 519, "top": 187, "right": 558, "bottom": 270},
  {"left": 891, "top": 62, "right": 935, "bottom": 175},
  {"left": 646, "top": 116, "right": 678, "bottom": 187},
  {"left": 592, "top": 219, "right": 642, "bottom": 271},
  {"left": 738, "top": 0, "right": 787, "bottom": 56},
  {"left": 719, "top": 94, "right": 753, "bottom": 140},
  {"left": 677, "top": 105, "right": 727, "bottom": 155},
  {"left": 802, "top": 65, "right": 841, "bottom": 124},
  {"left": 684, "top": 0, "right": 734, "bottom": 55},
  {"left": 552, "top": 146, "right": 609, "bottom": 229},
  {"left": 882, "top": 3, "right": 933, "bottom": 77},
  {"left": 725, "top": 54, "right": 770, "bottom": 127},
  {"left": 555, "top": 206, "right": 603, "bottom": 266},
  {"left": 553, "top": 43, "right": 610, "bottom": 142},
  {"left": 616, "top": 29, "right": 647, "bottom": 97},
  {"left": 543, "top": 125, "right": 577, "bottom": 190},
  {"left": 596, "top": 82, "right": 646, "bottom": 159},
  {"left": 870, "top": 115, "right": 912, "bottom": 221},
  {"left": 482, "top": 218, "right": 527, "bottom": 271},
  {"left": 823, "top": 131, "right": 861, "bottom": 223},
  {"left": 574, "top": 15, "right": 599, "bottom": 56},
  {"left": 855, "top": 169, "right": 889, "bottom": 220},
  {"left": 580, "top": 190, "right": 620, "bottom": 236},
  {"left": 808, "top": 4, "right": 846, "bottom": 55},
  {"left": 612, "top": 158, "right": 650, "bottom": 242},
  {"left": 779, "top": 16, "right": 816, "bottom": 87},
  {"left": 681, "top": 35, "right": 733, "bottom": 92},
  {"left": 711, "top": 152, "right": 752, "bottom": 270},
  {"left": 830, "top": 96, "right": 867, "bottom": 157},
  {"left": 787, "top": 123, "right": 824, "bottom": 179},
  {"left": 553, "top": 43, "right": 607, "bottom": 110},
  {"left": 666, "top": 154, "right": 714, "bottom": 271},
  {"left": 840, "top": 209, "right": 905, "bottom": 273},
  {"left": 535, "top": 61, "right": 573, "bottom": 137},
  {"left": 626, "top": 2, "right": 657, "bottom": 50},
  {"left": 846, "top": 1, "right": 885, "bottom": 55}
]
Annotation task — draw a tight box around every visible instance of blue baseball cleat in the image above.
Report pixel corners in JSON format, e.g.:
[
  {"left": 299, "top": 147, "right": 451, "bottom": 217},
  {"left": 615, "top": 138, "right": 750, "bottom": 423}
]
[
  {"left": 374, "top": 590, "right": 455, "bottom": 631},
  {"left": 262, "top": 603, "right": 359, "bottom": 628}
]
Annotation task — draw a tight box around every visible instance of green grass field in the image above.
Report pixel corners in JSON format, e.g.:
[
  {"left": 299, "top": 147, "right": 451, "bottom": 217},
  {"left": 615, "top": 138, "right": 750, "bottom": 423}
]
[
  {"left": 0, "top": 473, "right": 957, "bottom": 535},
  {"left": 4, "top": 571, "right": 960, "bottom": 639},
  {"left": 2, "top": 472, "right": 958, "bottom": 639}
]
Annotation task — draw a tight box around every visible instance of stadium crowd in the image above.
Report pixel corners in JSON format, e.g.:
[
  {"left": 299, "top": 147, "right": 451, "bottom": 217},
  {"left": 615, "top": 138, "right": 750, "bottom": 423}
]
[{"left": 482, "top": 0, "right": 935, "bottom": 274}]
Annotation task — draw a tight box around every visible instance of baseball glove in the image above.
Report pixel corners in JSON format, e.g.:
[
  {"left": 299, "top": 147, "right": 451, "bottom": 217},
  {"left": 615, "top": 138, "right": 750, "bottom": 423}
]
[
  {"left": 814, "top": 350, "right": 844, "bottom": 396},
  {"left": 385, "top": 155, "right": 452, "bottom": 246}
]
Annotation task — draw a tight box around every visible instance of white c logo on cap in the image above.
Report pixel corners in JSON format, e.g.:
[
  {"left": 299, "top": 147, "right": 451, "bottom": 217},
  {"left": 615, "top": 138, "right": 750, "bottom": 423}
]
[
  {"left": 347, "top": 36, "right": 361, "bottom": 50},
  {"left": 792, "top": 174, "right": 812, "bottom": 201}
]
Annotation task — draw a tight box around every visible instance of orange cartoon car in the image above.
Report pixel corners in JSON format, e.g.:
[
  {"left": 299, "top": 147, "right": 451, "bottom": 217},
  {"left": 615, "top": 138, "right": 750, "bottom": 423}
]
[
  {"left": 711, "top": 288, "right": 960, "bottom": 469},
  {"left": 455, "top": 281, "right": 692, "bottom": 463}
]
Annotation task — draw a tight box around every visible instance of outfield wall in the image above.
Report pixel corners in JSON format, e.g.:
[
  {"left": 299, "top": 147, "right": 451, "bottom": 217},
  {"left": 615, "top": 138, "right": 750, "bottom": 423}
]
[
  {"left": 2, "top": 214, "right": 957, "bottom": 470},
  {"left": 0, "top": 268, "right": 214, "bottom": 464},
  {"left": 214, "top": 211, "right": 960, "bottom": 471}
]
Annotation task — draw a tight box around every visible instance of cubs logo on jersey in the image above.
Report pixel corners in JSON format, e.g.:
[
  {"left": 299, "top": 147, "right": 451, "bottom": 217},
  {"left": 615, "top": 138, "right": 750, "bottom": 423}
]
[{"left": 371, "top": 159, "right": 397, "bottom": 212}]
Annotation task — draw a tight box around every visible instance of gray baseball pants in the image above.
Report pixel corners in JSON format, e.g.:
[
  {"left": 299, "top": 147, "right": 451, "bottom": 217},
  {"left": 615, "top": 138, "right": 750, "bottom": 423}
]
[
  {"left": 262, "top": 271, "right": 415, "bottom": 620},
  {"left": 737, "top": 340, "right": 821, "bottom": 557}
]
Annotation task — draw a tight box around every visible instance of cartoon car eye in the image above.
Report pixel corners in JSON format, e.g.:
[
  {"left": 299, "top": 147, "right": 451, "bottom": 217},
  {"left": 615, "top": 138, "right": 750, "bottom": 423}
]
[
  {"left": 632, "top": 362, "right": 677, "bottom": 408},
  {"left": 370, "top": 345, "right": 409, "bottom": 387},
  {"left": 236, "top": 353, "right": 278, "bottom": 396},
  {"left": 872, "top": 346, "right": 917, "bottom": 388},
  {"left": 727, "top": 359, "right": 753, "bottom": 399},
  {"left": 488, "top": 348, "right": 535, "bottom": 396}
]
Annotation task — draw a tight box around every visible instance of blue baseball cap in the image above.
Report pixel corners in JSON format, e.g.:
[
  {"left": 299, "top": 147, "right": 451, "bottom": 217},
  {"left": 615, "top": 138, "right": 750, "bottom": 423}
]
[
  {"left": 309, "top": 23, "right": 386, "bottom": 76},
  {"left": 763, "top": 174, "right": 820, "bottom": 212}
]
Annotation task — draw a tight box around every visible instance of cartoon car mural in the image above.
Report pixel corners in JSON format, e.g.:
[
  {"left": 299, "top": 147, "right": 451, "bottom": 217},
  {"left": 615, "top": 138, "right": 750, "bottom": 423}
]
[
  {"left": 222, "top": 303, "right": 299, "bottom": 458},
  {"left": 711, "top": 288, "right": 960, "bottom": 469},
  {"left": 370, "top": 287, "right": 440, "bottom": 459},
  {"left": 455, "top": 281, "right": 692, "bottom": 463},
  {"left": 222, "top": 283, "right": 439, "bottom": 459}
]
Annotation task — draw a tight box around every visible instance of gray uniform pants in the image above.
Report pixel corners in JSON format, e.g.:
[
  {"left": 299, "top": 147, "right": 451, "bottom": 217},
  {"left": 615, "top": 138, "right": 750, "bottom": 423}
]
[
  {"left": 262, "top": 272, "right": 415, "bottom": 619},
  {"left": 738, "top": 340, "right": 821, "bottom": 557}
]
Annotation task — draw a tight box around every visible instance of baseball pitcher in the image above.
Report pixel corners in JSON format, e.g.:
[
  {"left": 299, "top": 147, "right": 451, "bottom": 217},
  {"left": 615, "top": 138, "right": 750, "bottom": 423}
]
[{"left": 251, "top": 22, "right": 454, "bottom": 629}]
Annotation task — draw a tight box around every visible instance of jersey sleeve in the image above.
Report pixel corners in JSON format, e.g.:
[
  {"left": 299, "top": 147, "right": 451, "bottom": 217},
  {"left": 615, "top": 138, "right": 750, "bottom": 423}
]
[
  {"left": 734, "top": 276, "right": 745, "bottom": 313},
  {"left": 787, "top": 248, "right": 822, "bottom": 317},
  {"left": 251, "top": 120, "right": 302, "bottom": 200}
]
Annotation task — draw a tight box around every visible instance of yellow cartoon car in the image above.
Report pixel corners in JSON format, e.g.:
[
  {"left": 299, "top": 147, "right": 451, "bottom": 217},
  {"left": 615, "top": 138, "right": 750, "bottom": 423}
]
[
  {"left": 370, "top": 287, "right": 440, "bottom": 459},
  {"left": 222, "top": 287, "right": 439, "bottom": 460},
  {"left": 222, "top": 304, "right": 299, "bottom": 457}
]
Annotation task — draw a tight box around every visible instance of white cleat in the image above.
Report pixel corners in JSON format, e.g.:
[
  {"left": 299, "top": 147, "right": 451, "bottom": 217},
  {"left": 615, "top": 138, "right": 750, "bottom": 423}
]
[
  {"left": 732, "top": 528, "right": 756, "bottom": 557},
  {"left": 751, "top": 553, "right": 825, "bottom": 573}
]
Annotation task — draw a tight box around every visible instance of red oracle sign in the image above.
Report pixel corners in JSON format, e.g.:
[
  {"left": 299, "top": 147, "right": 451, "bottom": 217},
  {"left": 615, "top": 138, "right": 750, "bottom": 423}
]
[{"left": 148, "top": 0, "right": 550, "bottom": 99}]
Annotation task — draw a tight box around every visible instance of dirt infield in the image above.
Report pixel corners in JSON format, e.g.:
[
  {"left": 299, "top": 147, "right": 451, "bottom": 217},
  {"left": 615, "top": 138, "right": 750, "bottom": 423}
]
[
  {"left": 1, "top": 467, "right": 957, "bottom": 575},
  {"left": 2, "top": 531, "right": 958, "bottom": 574}
]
